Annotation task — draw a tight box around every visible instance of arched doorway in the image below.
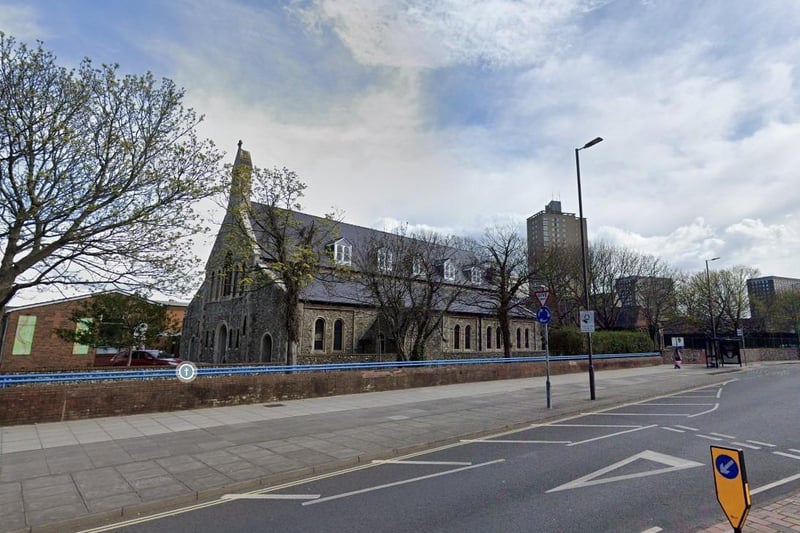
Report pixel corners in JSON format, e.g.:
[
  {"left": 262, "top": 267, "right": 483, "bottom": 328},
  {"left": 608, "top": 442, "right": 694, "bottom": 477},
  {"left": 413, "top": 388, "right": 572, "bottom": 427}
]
[
  {"left": 260, "top": 334, "right": 273, "bottom": 363},
  {"left": 215, "top": 323, "right": 228, "bottom": 363}
]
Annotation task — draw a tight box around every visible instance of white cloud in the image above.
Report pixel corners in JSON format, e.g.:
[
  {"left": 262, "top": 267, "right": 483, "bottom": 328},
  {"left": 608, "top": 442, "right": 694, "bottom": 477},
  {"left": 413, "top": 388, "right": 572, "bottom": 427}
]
[
  {"left": 0, "top": 4, "right": 44, "bottom": 40},
  {"left": 292, "top": 0, "right": 603, "bottom": 69}
]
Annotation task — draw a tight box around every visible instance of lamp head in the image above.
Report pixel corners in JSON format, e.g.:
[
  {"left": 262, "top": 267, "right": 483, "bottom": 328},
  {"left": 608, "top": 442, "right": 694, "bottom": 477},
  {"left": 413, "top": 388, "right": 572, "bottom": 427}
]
[{"left": 582, "top": 137, "right": 604, "bottom": 149}]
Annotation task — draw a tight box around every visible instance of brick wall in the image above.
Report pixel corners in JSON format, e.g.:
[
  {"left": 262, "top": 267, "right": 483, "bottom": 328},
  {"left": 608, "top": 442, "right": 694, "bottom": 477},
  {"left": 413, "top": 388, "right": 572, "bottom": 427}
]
[
  {"left": 0, "top": 356, "right": 662, "bottom": 426},
  {"left": 0, "top": 298, "right": 95, "bottom": 372}
]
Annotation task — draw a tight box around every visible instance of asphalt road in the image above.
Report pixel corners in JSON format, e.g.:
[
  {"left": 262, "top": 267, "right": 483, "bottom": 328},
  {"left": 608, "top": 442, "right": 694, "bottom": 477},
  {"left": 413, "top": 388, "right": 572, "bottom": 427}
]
[{"left": 93, "top": 365, "right": 800, "bottom": 532}]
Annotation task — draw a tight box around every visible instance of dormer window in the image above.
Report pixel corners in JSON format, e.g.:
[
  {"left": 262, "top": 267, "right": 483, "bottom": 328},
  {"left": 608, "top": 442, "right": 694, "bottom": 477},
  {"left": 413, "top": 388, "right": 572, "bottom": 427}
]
[
  {"left": 377, "top": 248, "right": 393, "bottom": 272},
  {"left": 412, "top": 258, "right": 423, "bottom": 277},
  {"left": 470, "top": 267, "right": 482, "bottom": 285},
  {"left": 332, "top": 239, "right": 352, "bottom": 265},
  {"left": 443, "top": 260, "right": 456, "bottom": 281}
]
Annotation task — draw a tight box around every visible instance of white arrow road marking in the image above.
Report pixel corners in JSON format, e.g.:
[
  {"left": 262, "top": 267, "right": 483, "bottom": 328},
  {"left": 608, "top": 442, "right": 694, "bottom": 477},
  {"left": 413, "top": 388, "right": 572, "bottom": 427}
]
[{"left": 546, "top": 450, "right": 704, "bottom": 493}]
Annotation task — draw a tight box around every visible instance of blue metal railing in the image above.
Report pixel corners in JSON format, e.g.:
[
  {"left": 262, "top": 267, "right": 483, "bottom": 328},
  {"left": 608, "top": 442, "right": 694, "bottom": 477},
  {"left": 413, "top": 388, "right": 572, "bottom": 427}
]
[{"left": 0, "top": 352, "right": 660, "bottom": 388}]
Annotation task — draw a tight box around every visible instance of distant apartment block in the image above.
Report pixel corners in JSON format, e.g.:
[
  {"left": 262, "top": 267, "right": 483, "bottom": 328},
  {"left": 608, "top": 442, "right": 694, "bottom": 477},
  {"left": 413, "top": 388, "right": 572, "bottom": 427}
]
[
  {"left": 747, "top": 275, "right": 800, "bottom": 317},
  {"left": 526, "top": 200, "right": 586, "bottom": 266},
  {"left": 615, "top": 276, "right": 674, "bottom": 308}
]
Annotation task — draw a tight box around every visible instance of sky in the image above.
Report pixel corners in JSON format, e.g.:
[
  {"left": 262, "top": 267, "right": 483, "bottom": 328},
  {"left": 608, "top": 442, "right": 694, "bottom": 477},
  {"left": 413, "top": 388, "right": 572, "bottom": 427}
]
[{"left": 3, "top": 0, "right": 800, "bottom": 304}]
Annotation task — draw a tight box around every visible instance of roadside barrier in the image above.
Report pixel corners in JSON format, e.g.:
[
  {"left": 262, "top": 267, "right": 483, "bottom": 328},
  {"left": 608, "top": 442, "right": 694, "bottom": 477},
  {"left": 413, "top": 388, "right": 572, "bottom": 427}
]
[{"left": 0, "top": 352, "right": 659, "bottom": 388}]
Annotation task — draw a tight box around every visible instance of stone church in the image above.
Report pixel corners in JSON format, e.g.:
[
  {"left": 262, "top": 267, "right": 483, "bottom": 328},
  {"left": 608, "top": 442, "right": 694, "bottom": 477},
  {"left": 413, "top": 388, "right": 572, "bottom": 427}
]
[{"left": 180, "top": 144, "right": 540, "bottom": 364}]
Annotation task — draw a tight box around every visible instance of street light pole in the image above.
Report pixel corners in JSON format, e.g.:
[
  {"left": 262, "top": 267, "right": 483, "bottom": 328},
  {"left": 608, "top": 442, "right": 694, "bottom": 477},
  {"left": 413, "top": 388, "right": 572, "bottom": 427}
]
[
  {"left": 705, "top": 257, "right": 720, "bottom": 340},
  {"left": 576, "top": 136, "right": 603, "bottom": 401}
]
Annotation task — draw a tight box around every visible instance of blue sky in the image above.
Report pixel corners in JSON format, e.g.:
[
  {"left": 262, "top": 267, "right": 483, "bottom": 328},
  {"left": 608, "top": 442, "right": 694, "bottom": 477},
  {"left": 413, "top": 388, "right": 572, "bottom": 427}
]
[{"left": 3, "top": 0, "right": 800, "bottom": 303}]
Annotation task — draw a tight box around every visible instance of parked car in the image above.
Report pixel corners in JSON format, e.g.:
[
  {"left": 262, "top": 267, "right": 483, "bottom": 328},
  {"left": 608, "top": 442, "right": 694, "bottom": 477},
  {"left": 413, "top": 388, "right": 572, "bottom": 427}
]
[{"left": 109, "top": 349, "right": 183, "bottom": 367}]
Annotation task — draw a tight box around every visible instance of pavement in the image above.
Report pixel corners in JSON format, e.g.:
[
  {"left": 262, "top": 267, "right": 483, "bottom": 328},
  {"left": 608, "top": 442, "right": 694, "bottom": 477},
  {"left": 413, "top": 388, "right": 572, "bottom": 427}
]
[{"left": 1, "top": 362, "right": 798, "bottom": 533}]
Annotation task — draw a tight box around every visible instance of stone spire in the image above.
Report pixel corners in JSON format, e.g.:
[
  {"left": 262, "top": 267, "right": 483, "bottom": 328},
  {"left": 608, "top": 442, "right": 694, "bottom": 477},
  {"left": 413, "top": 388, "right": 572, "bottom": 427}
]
[{"left": 229, "top": 140, "right": 252, "bottom": 210}]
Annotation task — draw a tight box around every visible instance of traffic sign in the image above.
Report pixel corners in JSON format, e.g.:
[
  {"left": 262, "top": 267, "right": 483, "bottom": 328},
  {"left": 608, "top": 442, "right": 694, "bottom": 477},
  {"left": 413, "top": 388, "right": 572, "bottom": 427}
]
[
  {"left": 176, "top": 362, "right": 198, "bottom": 383},
  {"left": 579, "top": 311, "right": 595, "bottom": 333},
  {"left": 710, "top": 446, "right": 750, "bottom": 532},
  {"left": 536, "top": 306, "right": 552, "bottom": 325},
  {"left": 534, "top": 290, "right": 549, "bottom": 307}
]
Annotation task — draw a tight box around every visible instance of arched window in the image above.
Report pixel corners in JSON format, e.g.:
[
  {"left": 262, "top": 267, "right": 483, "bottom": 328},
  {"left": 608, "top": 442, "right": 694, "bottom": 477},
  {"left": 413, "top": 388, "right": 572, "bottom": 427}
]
[
  {"left": 333, "top": 319, "right": 344, "bottom": 351},
  {"left": 261, "top": 334, "right": 273, "bottom": 363},
  {"left": 496, "top": 327, "right": 502, "bottom": 349},
  {"left": 516, "top": 328, "right": 521, "bottom": 350},
  {"left": 465, "top": 325, "right": 471, "bottom": 350},
  {"left": 223, "top": 252, "right": 233, "bottom": 296},
  {"left": 525, "top": 328, "right": 530, "bottom": 348},
  {"left": 314, "top": 319, "right": 325, "bottom": 351},
  {"left": 486, "top": 327, "right": 492, "bottom": 349},
  {"left": 453, "top": 325, "right": 461, "bottom": 350}
]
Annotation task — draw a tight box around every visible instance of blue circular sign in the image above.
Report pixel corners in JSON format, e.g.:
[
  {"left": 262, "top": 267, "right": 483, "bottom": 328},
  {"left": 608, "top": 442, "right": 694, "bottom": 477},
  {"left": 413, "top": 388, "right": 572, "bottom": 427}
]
[
  {"left": 536, "top": 306, "right": 552, "bottom": 325},
  {"left": 715, "top": 454, "right": 739, "bottom": 479}
]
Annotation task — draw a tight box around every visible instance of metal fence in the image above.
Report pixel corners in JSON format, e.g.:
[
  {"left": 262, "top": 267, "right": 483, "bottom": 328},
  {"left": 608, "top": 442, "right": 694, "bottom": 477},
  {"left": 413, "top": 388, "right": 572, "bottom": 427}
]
[{"left": 0, "top": 352, "right": 659, "bottom": 388}]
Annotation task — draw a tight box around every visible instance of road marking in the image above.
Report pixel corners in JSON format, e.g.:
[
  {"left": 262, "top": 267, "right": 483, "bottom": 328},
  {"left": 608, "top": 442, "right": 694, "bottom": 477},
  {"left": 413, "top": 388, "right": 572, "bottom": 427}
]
[
  {"left": 589, "top": 412, "right": 691, "bottom": 417},
  {"left": 302, "top": 459, "right": 505, "bottom": 506},
  {"left": 642, "top": 403, "right": 715, "bottom": 406},
  {"left": 773, "top": 451, "right": 800, "bottom": 461},
  {"left": 747, "top": 440, "right": 776, "bottom": 447},
  {"left": 551, "top": 424, "right": 641, "bottom": 428},
  {"left": 732, "top": 442, "right": 761, "bottom": 450},
  {"left": 372, "top": 460, "right": 473, "bottom": 466},
  {"left": 640, "top": 528, "right": 663, "bottom": 533},
  {"left": 462, "top": 439, "right": 571, "bottom": 444},
  {"left": 790, "top": 449, "right": 800, "bottom": 454},
  {"left": 547, "top": 450, "right": 704, "bottom": 493},
  {"left": 661, "top": 427, "right": 685, "bottom": 433},
  {"left": 687, "top": 403, "right": 719, "bottom": 418},
  {"left": 674, "top": 425, "right": 698, "bottom": 431},
  {"left": 709, "top": 432, "right": 736, "bottom": 439},
  {"left": 568, "top": 425, "right": 656, "bottom": 447},
  {"left": 751, "top": 472, "right": 800, "bottom": 495},
  {"left": 696, "top": 434, "right": 723, "bottom": 441},
  {"left": 221, "top": 494, "right": 320, "bottom": 500}
]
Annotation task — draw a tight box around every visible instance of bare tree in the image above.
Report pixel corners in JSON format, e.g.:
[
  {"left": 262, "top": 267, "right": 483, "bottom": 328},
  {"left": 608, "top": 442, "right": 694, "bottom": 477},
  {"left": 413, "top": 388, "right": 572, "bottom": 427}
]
[
  {"left": 474, "top": 223, "right": 531, "bottom": 357},
  {"left": 353, "top": 228, "right": 467, "bottom": 361},
  {"left": 675, "top": 265, "right": 758, "bottom": 336},
  {"left": 530, "top": 245, "right": 582, "bottom": 327},
  {"left": 0, "top": 33, "right": 223, "bottom": 308},
  {"left": 635, "top": 256, "right": 677, "bottom": 349},
  {"left": 588, "top": 241, "right": 643, "bottom": 329}
]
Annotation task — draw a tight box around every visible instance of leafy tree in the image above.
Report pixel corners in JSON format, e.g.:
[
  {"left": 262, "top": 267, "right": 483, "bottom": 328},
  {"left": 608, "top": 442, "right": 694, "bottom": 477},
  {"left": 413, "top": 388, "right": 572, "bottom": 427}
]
[
  {"left": 0, "top": 33, "right": 223, "bottom": 308},
  {"left": 716, "top": 266, "right": 759, "bottom": 334},
  {"left": 675, "top": 265, "right": 758, "bottom": 336},
  {"left": 56, "top": 292, "right": 178, "bottom": 365},
  {"left": 352, "top": 228, "right": 467, "bottom": 361},
  {"left": 225, "top": 165, "right": 338, "bottom": 365},
  {"left": 474, "top": 223, "right": 531, "bottom": 357},
  {"left": 771, "top": 287, "right": 800, "bottom": 358}
]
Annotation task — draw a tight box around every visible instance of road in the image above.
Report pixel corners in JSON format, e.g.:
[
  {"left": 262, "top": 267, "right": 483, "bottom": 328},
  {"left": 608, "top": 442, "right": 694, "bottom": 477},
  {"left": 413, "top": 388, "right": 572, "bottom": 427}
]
[{"left": 85, "top": 365, "right": 800, "bottom": 532}]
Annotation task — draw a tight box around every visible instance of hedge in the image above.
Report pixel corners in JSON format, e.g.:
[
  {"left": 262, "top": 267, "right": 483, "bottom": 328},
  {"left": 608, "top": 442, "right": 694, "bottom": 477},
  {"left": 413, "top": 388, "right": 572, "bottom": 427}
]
[{"left": 549, "top": 327, "right": 652, "bottom": 355}]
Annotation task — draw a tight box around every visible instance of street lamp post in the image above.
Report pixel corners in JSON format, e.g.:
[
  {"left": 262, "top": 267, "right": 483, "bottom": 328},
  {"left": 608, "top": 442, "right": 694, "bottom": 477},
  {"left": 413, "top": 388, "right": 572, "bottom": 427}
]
[
  {"left": 576, "top": 136, "right": 603, "bottom": 401},
  {"left": 705, "top": 256, "right": 720, "bottom": 366},
  {"left": 705, "top": 257, "right": 720, "bottom": 339}
]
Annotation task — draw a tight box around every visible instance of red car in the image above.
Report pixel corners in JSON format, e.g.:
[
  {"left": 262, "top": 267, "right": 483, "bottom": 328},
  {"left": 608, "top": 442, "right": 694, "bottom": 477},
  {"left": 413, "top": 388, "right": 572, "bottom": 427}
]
[{"left": 110, "top": 349, "right": 183, "bottom": 367}]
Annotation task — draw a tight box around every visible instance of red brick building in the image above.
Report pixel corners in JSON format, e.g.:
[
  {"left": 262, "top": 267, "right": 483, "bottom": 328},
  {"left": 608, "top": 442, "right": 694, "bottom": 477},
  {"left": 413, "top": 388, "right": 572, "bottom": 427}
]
[{"left": 0, "top": 294, "right": 187, "bottom": 372}]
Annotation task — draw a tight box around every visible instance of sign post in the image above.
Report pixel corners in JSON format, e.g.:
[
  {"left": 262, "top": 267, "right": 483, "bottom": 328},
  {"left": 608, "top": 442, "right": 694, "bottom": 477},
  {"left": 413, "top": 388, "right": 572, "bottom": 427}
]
[
  {"left": 710, "top": 446, "right": 751, "bottom": 533},
  {"left": 534, "top": 289, "right": 552, "bottom": 408}
]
